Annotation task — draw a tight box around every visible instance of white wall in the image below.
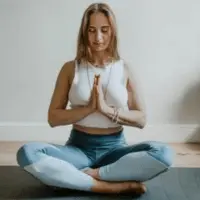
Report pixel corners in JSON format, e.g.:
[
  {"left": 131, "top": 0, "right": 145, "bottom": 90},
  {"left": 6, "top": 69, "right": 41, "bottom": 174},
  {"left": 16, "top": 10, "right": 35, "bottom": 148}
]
[{"left": 0, "top": 0, "right": 200, "bottom": 143}]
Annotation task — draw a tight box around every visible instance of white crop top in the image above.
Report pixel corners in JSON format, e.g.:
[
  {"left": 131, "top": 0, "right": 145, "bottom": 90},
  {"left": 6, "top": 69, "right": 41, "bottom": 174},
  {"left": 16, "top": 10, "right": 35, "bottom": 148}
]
[{"left": 68, "top": 59, "right": 129, "bottom": 128}]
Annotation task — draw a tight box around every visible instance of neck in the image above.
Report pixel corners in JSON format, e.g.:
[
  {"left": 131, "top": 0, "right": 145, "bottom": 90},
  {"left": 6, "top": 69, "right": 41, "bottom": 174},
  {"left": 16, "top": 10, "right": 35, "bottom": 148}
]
[{"left": 89, "top": 51, "right": 111, "bottom": 66}]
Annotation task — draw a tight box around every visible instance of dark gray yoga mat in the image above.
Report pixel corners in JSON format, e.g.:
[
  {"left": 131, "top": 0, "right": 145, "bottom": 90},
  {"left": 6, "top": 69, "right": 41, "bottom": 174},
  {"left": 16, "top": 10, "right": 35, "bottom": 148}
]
[{"left": 0, "top": 166, "right": 200, "bottom": 200}]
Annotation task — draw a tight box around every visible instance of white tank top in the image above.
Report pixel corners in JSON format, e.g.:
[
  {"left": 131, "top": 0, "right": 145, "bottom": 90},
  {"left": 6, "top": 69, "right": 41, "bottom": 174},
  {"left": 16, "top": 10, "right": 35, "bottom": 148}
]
[{"left": 68, "top": 59, "right": 129, "bottom": 128}]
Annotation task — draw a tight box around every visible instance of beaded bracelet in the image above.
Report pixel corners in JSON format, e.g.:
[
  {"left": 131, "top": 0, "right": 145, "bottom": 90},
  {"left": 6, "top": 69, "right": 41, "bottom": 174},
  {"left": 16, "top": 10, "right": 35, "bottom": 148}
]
[
  {"left": 111, "top": 107, "right": 118, "bottom": 122},
  {"left": 111, "top": 107, "right": 121, "bottom": 123},
  {"left": 115, "top": 108, "right": 120, "bottom": 123}
]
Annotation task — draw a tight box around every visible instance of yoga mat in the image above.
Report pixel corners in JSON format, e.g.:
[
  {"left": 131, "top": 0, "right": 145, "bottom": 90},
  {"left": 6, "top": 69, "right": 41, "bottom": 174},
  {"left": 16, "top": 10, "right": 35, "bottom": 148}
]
[{"left": 0, "top": 166, "right": 200, "bottom": 200}]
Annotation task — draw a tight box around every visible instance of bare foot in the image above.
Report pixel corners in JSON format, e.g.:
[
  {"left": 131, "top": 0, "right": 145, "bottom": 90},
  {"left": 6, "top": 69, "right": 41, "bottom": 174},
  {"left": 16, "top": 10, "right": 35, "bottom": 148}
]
[
  {"left": 92, "top": 179, "right": 146, "bottom": 194},
  {"left": 83, "top": 168, "right": 146, "bottom": 194},
  {"left": 83, "top": 168, "right": 99, "bottom": 179}
]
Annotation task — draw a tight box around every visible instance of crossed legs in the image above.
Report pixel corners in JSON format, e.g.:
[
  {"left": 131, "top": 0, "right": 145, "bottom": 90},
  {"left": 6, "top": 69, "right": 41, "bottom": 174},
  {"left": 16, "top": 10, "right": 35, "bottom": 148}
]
[
  {"left": 16, "top": 141, "right": 173, "bottom": 194},
  {"left": 16, "top": 142, "right": 95, "bottom": 191},
  {"left": 85, "top": 141, "right": 173, "bottom": 183}
]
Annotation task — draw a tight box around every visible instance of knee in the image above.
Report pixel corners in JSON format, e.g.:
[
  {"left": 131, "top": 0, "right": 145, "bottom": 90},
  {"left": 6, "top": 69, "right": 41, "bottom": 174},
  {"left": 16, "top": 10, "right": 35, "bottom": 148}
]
[
  {"left": 149, "top": 144, "right": 174, "bottom": 167},
  {"left": 160, "top": 145, "right": 174, "bottom": 167},
  {"left": 16, "top": 142, "right": 40, "bottom": 168}
]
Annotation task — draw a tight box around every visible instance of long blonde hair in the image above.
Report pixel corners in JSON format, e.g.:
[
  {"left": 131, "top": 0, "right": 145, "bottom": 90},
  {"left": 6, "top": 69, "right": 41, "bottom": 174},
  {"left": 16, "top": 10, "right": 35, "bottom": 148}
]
[{"left": 75, "top": 3, "right": 120, "bottom": 64}]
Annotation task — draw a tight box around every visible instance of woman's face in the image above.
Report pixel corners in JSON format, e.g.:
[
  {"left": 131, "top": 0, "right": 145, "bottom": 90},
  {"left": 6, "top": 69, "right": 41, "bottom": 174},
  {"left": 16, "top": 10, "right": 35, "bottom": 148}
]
[{"left": 87, "top": 12, "right": 112, "bottom": 52}]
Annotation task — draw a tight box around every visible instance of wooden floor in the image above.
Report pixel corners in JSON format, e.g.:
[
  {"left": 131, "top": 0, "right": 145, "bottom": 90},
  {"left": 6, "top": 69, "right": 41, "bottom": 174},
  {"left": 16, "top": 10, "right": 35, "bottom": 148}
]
[{"left": 0, "top": 142, "right": 200, "bottom": 167}]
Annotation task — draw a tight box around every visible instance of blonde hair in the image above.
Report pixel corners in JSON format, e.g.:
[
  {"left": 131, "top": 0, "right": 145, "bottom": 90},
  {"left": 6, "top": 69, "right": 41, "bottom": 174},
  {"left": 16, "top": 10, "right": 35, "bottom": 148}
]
[{"left": 75, "top": 3, "right": 120, "bottom": 64}]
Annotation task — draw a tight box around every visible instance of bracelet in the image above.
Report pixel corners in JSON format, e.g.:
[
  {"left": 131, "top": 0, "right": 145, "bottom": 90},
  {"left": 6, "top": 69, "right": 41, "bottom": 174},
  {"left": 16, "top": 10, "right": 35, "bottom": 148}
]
[
  {"left": 111, "top": 107, "right": 117, "bottom": 122},
  {"left": 114, "top": 108, "right": 120, "bottom": 124},
  {"left": 111, "top": 106, "right": 121, "bottom": 123}
]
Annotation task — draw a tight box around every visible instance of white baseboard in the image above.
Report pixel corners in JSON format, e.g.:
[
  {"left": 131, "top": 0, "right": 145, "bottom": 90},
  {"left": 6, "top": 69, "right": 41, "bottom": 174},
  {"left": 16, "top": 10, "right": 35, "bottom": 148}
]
[{"left": 0, "top": 122, "right": 199, "bottom": 143}]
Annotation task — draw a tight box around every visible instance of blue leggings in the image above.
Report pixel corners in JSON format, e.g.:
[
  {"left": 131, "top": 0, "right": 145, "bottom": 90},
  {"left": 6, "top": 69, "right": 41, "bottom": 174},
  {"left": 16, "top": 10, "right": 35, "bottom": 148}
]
[{"left": 16, "top": 128, "right": 174, "bottom": 191}]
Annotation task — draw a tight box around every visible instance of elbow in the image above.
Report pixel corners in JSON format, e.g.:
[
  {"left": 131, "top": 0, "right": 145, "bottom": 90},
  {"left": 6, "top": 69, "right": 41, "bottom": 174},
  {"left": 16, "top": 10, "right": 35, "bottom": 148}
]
[
  {"left": 48, "top": 120, "right": 55, "bottom": 128},
  {"left": 48, "top": 110, "right": 57, "bottom": 128},
  {"left": 140, "top": 118, "right": 146, "bottom": 129},
  {"left": 138, "top": 112, "right": 147, "bottom": 129}
]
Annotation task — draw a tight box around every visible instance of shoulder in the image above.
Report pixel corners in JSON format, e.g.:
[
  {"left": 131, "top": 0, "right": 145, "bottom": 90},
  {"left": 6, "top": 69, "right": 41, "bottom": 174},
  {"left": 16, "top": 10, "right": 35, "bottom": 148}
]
[
  {"left": 116, "top": 58, "right": 131, "bottom": 82},
  {"left": 60, "top": 60, "right": 76, "bottom": 74},
  {"left": 118, "top": 58, "right": 128, "bottom": 71},
  {"left": 115, "top": 58, "right": 129, "bottom": 73},
  {"left": 119, "top": 59, "right": 141, "bottom": 89},
  {"left": 57, "top": 60, "right": 76, "bottom": 83},
  {"left": 119, "top": 58, "right": 137, "bottom": 79}
]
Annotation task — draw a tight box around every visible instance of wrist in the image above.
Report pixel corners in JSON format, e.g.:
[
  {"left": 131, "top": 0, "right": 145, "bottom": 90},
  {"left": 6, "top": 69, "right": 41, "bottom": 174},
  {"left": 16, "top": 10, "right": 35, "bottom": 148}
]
[
  {"left": 82, "top": 105, "right": 95, "bottom": 114},
  {"left": 102, "top": 105, "right": 112, "bottom": 115},
  {"left": 103, "top": 106, "right": 121, "bottom": 123}
]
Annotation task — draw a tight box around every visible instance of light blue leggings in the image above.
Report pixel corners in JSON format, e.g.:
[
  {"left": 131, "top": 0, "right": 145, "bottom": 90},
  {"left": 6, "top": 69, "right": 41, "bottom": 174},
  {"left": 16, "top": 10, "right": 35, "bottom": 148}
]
[{"left": 16, "top": 128, "right": 174, "bottom": 191}]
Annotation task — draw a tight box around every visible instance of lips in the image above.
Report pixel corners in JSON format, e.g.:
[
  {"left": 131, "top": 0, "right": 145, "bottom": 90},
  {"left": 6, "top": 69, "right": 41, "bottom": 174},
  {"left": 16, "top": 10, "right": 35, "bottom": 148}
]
[{"left": 93, "top": 42, "right": 103, "bottom": 45}]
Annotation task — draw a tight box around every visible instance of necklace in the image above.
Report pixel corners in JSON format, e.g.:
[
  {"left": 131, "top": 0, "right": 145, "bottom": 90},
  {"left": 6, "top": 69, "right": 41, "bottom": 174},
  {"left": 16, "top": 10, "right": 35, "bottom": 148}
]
[
  {"left": 88, "top": 57, "right": 112, "bottom": 67},
  {"left": 86, "top": 61, "right": 113, "bottom": 100}
]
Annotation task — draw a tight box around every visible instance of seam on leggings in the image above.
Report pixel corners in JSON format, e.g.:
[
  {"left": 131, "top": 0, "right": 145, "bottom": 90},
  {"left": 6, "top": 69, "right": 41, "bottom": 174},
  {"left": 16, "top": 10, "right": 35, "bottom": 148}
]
[
  {"left": 144, "top": 152, "right": 170, "bottom": 181},
  {"left": 147, "top": 151, "right": 169, "bottom": 168},
  {"left": 92, "top": 144, "right": 127, "bottom": 166}
]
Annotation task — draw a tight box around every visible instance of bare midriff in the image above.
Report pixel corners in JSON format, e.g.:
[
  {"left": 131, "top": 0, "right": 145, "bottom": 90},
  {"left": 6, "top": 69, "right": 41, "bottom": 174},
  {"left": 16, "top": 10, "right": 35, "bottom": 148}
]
[{"left": 73, "top": 124, "right": 123, "bottom": 135}]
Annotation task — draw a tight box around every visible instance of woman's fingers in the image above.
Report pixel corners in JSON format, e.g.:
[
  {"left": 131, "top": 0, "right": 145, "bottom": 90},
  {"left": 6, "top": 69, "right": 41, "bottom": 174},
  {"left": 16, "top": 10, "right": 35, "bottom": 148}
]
[
  {"left": 95, "top": 74, "right": 100, "bottom": 85},
  {"left": 93, "top": 76, "right": 96, "bottom": 85}
]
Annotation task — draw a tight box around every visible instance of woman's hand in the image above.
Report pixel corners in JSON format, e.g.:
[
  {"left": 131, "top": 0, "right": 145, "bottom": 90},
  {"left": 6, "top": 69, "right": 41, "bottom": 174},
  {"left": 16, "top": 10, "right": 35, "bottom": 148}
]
[
  {"left": 87, "top": 75, "right": 109, "bottom": 113},
  {"left": 95, "top": 75, "right": 109, "bottom": 114},
  {"left": 87, "top": 76, "right": 98, "bottom": 111}
]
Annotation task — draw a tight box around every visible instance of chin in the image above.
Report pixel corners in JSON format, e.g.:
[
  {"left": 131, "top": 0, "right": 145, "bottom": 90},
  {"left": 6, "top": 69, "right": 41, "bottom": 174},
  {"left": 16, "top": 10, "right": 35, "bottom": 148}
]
[
  {"left": 94, "top": 49, "right": 105, "bottom": 52},
  {"left": 92, "top": 47, "right": 107, "bottom": 52}
]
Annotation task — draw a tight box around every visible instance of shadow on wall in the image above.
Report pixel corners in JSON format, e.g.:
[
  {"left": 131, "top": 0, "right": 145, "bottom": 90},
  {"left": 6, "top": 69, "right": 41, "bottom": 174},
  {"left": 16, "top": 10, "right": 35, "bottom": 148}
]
[{"left": 175, "top": 81, "right": 200, "bottom": 143}]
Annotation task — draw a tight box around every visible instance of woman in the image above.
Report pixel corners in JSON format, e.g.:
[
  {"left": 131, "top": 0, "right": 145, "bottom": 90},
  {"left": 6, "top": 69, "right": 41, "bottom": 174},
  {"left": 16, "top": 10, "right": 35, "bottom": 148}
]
[{"left": 16, "top": 2, "right": 173, "bottom": 195}]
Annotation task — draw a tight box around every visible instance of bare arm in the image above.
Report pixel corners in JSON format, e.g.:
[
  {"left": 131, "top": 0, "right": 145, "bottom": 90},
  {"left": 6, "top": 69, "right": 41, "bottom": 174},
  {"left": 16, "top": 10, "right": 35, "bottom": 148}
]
[
  {"left": 102, "top": 62, "right": 146, "bottom": 129},
  {"left": 48, "top": 61, "right": 94, "bottom": 127}
]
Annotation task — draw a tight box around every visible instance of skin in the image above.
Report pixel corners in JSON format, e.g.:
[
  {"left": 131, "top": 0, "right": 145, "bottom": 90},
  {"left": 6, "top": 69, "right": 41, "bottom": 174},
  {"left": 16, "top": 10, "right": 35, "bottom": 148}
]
[
  {"left": 87, "top": 12, "right": 112, "bottom": 64},
  {"left": 48, "top": 12, "right": 146, "bottom": 194}
]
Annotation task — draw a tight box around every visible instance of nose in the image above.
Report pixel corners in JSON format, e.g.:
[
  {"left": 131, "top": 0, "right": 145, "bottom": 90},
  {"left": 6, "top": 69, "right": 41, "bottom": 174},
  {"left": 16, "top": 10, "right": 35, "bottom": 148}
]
[{"left": 95, "top": 30, "right": 103, "bottom": 42}]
